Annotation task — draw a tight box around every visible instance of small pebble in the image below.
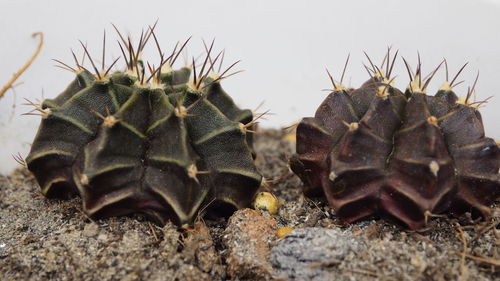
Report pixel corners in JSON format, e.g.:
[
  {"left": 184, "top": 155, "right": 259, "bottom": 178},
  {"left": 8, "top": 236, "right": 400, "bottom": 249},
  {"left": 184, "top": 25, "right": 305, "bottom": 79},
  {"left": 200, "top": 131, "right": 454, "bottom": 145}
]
[
  {"left": 83, "top": 223, "right": 99, "bottom": 237},
  {"left": 97, "top": 233, "right": 108, "bottom": 242}
]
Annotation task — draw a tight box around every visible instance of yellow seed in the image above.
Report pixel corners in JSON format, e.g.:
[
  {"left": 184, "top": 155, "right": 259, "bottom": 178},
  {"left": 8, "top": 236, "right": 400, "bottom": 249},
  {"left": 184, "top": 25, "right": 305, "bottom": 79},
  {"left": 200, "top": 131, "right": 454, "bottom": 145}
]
[
  {"left": 253, "top": 192, "right": 279, "bottom": 215},
  {"left": 276, "top": 227, "right": 294, "bottom": 238}
]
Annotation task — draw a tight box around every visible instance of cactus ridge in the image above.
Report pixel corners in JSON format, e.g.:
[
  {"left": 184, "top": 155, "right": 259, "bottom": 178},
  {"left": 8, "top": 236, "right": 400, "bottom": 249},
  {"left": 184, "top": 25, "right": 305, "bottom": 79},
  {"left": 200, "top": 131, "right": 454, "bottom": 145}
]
[
  {"left": 291, "top": 50, "right": 500, "bottom": 229},
  {"left": 25, "top": 26, "right": 261, "bottom": 226}
]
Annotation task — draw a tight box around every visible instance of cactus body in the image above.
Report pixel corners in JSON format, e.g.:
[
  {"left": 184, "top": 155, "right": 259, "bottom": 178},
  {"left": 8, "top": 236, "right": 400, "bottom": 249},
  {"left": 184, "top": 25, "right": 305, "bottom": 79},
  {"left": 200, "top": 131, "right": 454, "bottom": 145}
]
[
  {"left": 26, "top": 32, "right": 261, "bottom": 226},
  {"left": 291, "top": 56, "right": 500, "bottom": 229}
]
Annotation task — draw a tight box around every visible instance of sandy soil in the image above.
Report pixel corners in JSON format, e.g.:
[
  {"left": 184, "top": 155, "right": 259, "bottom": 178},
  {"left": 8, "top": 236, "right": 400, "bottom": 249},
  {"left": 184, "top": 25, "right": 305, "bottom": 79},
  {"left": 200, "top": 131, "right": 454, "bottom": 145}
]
[{"left": 0, "top": 129, "right": 498, "bottom": 280}]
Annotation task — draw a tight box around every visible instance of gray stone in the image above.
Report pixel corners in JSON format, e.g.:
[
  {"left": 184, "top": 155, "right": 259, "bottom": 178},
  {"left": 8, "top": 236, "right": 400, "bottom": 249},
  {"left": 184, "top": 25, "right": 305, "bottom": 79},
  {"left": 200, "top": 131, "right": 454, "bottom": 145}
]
[{"left": 270, "top": 227, "right": 366, "bottom": 280}]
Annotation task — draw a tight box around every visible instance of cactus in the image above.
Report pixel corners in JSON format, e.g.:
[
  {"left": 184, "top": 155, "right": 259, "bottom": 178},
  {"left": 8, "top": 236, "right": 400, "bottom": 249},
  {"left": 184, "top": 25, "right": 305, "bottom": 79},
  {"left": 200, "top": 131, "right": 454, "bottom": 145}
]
[
  {"left": 290, "top": 51, "right": 500, "bottom": 229},
  {"left": 25, "top": 27, "right": 261, "bottom": 226}
]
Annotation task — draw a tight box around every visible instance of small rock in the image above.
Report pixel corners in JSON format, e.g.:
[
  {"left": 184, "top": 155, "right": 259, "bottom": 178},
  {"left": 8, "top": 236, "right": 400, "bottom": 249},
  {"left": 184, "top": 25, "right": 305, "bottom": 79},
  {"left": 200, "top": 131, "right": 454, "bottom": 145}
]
[
  {"left": 176, "top": 264, "right": 211, "bottom": 281},
  {"left": 160, "top": 221, "right": 180, "bottom": 254},
  {"left": 410, "top": 256, "right": 427, "bottom": 273},
  {"left": 120, "top": 230, "right": 144, "bottom": 252},
  {"left": 97, "top": 233, "right": 108, "bottom": 242},
  {"left": 223, "top": 208, "right": 277, "bottom": 280},
  {"left": 270, "top": 227, "right": 366, "bottom": 280},
  {"left": 182, "top": 221, "right": 219, "bottom": 273},
  {"left": 45, "top": 251, "right": 56, "bottom": 262},
  {"left": 82, "top": 223, "right": 99, "bottom": 237}
]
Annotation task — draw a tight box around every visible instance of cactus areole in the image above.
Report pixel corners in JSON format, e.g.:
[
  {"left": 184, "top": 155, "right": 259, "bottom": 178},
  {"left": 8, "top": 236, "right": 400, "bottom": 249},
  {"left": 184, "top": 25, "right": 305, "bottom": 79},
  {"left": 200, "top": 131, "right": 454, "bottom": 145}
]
[
  {"left": 290, "top": 52, "right": 500, "bottom": 229},
  {"left": 25, "top": 27, "right": 261, "bottom": 226}
]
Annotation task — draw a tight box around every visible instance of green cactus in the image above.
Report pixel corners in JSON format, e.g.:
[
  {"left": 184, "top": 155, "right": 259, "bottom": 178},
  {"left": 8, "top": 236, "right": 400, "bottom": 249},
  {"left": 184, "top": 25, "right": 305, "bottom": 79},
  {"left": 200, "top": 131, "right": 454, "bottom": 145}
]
[{"left": 25, "top": 27, "right": 261, "bottom": 226}]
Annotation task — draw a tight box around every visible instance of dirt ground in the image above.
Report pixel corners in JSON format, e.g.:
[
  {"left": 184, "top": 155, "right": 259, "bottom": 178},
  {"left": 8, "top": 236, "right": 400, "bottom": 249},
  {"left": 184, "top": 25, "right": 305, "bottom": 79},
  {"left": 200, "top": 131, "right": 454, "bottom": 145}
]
[{"left": 0, "top": 129, "right": 498, "bottom": 280}]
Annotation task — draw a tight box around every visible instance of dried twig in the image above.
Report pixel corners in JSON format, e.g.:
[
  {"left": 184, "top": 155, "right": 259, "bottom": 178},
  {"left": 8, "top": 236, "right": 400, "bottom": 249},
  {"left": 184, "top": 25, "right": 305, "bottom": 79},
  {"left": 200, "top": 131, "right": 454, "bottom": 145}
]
[
  {"left": 0, "top": 32, "right": 43, "bottom": 98},
  {"left": 450, "top": 251, "right": 500, "bottom": 267},
  {"left": 345, "top": 268, "right": 398, "bottom": 281},
  {"left": 456, "top": 225, "right": 468, "bottom": 279}
]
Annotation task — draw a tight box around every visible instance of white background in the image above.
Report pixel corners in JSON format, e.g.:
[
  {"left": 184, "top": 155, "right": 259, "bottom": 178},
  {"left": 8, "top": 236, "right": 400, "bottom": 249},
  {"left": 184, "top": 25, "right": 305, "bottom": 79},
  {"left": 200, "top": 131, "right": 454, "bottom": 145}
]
[{"left": 1, "top": 0, "right": 499, "bottom": 174}]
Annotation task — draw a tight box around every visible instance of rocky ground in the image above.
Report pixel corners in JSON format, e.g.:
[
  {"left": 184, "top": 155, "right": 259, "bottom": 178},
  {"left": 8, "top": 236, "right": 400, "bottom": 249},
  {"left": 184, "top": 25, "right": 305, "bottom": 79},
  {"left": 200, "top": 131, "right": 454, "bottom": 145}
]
[{"left": 0, "top": 129, "right": 498, "bottom": 280}]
